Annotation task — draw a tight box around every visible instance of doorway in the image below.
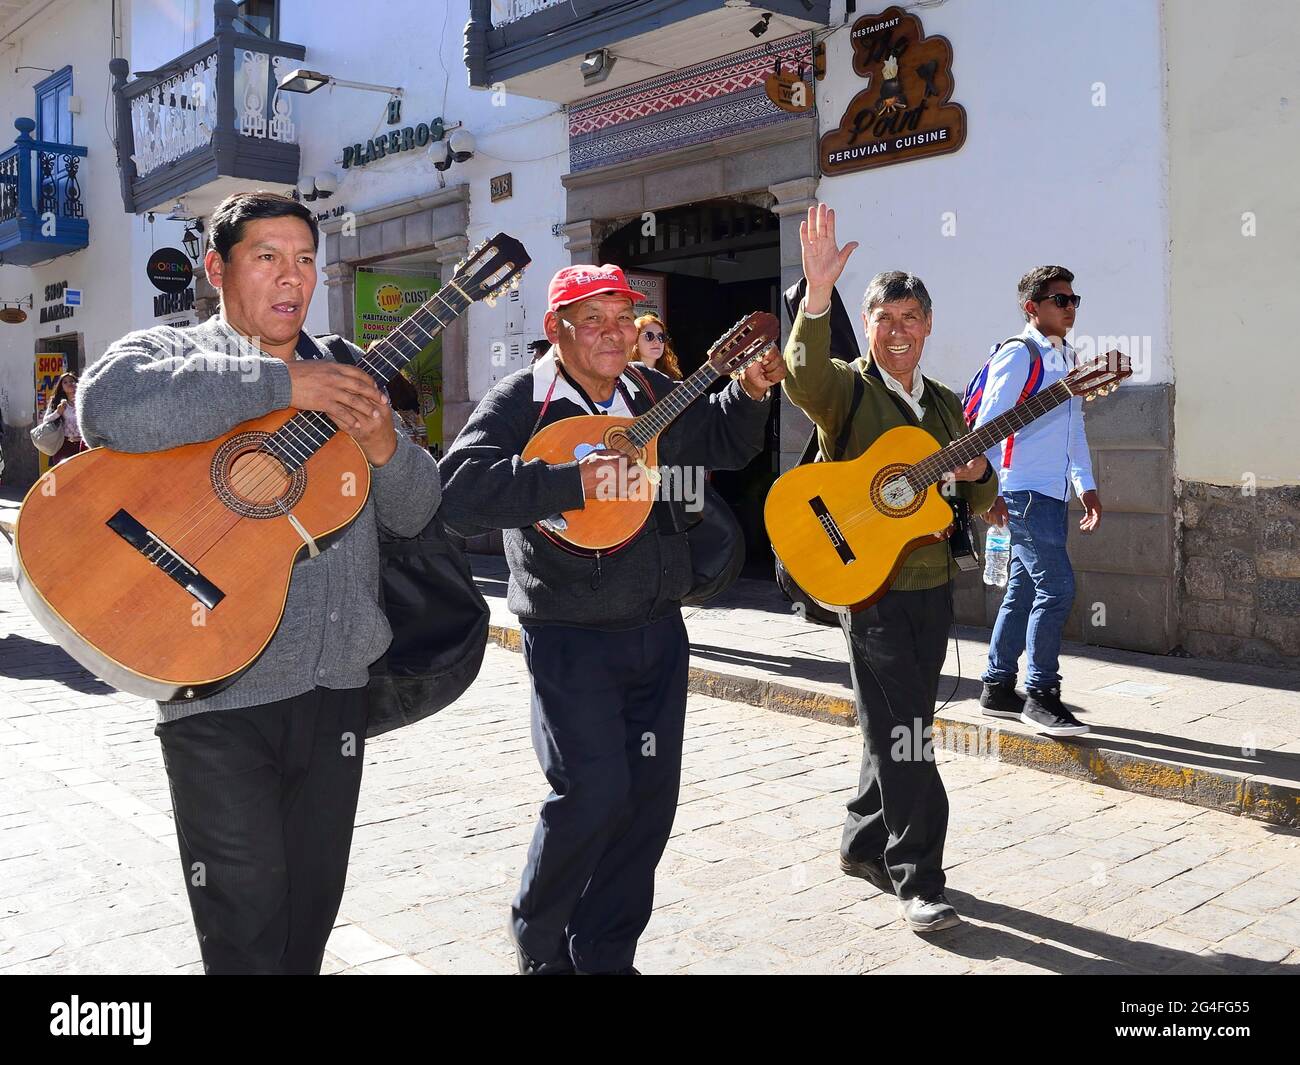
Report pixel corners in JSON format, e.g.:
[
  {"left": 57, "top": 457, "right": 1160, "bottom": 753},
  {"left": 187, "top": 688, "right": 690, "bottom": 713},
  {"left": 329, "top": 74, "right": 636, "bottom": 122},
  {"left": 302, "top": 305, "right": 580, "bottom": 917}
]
[
  {"left": 36, "top": 332, "right": 82, "bottom": 375},
  {"left": 601, "top": 199, "right": 781, "bottom": 578}
]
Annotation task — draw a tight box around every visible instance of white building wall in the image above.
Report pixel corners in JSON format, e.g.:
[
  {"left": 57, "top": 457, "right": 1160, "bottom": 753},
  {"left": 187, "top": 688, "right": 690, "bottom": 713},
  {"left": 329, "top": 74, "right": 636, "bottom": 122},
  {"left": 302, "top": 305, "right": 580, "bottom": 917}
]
[
  {"left": 815, "top": 0, "right": 1170, "bottom": 393},
  {"left": 0, "top": 0, "right": 139, "bottom": 442}
]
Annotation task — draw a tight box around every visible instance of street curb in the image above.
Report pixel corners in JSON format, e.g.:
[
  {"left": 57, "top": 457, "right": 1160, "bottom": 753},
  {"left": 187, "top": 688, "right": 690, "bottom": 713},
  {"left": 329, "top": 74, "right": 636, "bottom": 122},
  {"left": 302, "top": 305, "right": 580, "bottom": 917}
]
[{"left": 487, "top": 622, "right": 1299, "bottom": 829}]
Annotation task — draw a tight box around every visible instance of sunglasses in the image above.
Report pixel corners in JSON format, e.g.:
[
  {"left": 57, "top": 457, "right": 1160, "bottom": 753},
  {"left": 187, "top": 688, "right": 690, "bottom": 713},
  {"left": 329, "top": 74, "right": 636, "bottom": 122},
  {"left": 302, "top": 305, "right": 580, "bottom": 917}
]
[
  {"left": 1037, "top": 293, "right": 1082, "bottom": 309},
  {"left": 642, "top": 330, "right": 668, "bottom": 343}
]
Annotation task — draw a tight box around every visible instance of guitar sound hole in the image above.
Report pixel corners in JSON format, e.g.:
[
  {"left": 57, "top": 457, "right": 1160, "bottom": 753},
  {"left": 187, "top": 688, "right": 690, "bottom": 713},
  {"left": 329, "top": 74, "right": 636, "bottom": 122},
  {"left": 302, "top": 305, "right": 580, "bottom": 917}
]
[
  {"left": 211, "top": 431, "right": 308, "bottom": 519},
  {"left": 602, "top": 426, "right": 640, "bottom": 460},
  {"left": 229, "top": 452, "right": 290, "bottom": 504},
  {"left": 870, "top": 464, "right": 925, "bottom": 517}
]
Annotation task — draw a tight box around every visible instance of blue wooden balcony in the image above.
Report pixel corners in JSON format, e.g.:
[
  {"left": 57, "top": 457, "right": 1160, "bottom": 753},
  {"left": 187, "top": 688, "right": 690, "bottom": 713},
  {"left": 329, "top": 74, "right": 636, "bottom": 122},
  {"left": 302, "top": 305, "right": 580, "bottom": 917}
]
[
  {"left": 109, "top": 0, "right": 305, "bottom": 217},
  {"left": 0, "top": 118, "right": 88, "bottom": 266},
  {"left": 464, "top": 0, "right": 831, "bottom": 103}
]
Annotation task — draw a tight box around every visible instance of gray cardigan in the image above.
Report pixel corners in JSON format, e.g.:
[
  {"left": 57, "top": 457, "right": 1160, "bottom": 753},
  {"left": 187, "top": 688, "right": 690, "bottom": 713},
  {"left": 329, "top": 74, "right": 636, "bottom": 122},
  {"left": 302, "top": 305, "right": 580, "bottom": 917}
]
[{"left": 77, "top": 316, "right": 441, "bottom": 722}]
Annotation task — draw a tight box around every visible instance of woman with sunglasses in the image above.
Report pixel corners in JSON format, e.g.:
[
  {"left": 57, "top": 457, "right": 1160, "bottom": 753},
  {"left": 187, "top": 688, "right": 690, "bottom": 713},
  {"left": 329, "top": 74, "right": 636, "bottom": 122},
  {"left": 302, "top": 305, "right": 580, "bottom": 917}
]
[{"left": 632, "top": 314, "right": 682, "bottom": 380}]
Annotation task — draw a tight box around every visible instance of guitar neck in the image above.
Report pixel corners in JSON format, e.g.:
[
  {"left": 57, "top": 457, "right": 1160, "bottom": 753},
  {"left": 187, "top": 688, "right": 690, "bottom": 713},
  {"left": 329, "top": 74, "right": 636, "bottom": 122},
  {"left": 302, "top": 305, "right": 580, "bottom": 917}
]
[
  {"left": 627, "top": 362, "right": 724, "bottom": 448},
  {"left": 264, "top": 282, "right": 474, "bottom": 472},
  {"left": 908, "top": 379, "right": 1074, "bottom": 488},
  {"left": 349, "top": 282, "right": 473, "bottom": 385}
]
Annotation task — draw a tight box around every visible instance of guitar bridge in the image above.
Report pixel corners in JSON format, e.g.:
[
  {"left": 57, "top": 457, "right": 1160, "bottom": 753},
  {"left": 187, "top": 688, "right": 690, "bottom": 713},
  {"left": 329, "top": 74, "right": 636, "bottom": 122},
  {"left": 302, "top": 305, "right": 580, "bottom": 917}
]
[
  {"left": 809, "top": 496, "right": 856, "bottom": 564},
  {"left": 106, "top": 509, "right": 225, "bottom": 610}
]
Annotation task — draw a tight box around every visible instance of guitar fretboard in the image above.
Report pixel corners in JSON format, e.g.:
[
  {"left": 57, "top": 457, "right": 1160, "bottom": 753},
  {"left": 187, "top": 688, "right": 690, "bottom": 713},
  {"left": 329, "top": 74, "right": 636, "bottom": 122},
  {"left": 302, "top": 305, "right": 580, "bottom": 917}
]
[
  {"left": 262, "top": 283, "right": 473, "bottom": 472},
  {"left": 906, "top": 380, "right": 1075, "bottom": 490},
  {"left": 627, "top": 362, "right": 728, "bottom": 448}
]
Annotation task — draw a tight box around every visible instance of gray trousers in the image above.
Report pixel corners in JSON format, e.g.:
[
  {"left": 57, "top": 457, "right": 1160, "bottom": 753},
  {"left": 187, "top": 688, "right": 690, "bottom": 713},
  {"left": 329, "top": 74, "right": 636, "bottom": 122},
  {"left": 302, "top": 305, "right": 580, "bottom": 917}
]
[{"left": 839, "top": 583, "right": 953, "bottom": 901}]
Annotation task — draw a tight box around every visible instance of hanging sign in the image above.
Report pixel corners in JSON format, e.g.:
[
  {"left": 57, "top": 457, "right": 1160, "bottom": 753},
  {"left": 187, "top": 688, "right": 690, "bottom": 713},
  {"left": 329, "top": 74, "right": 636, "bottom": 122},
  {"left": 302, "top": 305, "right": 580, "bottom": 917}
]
[
  {"left": 819, "top": 6, "right": 967, "bottom": 176},
  {"left": 765, "top": 58, "right": 813, "bottom": 113},
  {"left": 147, "top": 248, "right": 193, "bottom": 294}
]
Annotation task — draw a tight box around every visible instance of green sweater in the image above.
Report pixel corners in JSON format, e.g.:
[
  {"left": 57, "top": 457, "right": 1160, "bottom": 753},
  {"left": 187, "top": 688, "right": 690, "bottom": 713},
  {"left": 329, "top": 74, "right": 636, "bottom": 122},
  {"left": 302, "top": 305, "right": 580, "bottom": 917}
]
[{"left": 781, "top": 305, "right": 1000, "bottom": 592}]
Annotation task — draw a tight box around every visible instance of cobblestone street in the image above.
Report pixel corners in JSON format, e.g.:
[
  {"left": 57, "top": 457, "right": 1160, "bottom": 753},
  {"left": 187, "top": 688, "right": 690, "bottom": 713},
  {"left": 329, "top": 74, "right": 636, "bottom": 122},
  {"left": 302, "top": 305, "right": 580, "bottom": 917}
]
[{"left": 1, "top": 580, "right": 1298, "bottom": 975}]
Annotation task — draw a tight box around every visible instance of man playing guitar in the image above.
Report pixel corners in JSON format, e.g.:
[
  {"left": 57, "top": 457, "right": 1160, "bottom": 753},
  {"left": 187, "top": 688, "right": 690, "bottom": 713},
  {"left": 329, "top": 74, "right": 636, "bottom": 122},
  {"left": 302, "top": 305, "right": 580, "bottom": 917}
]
[
  {"left": 781, "top": 204, "right": 999, "bottom": 933},
  {"left": 77, "top": 192, "right": 441, "bottom": 973},
  {"left": 439, "top": 265, "right": 784, "bottom": 973}
]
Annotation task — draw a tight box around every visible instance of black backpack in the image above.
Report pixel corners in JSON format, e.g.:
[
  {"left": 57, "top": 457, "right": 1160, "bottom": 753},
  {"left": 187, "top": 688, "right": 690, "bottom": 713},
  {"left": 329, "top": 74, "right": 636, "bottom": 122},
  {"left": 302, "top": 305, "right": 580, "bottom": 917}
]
[{"left": 319, "top": 335, "right": 489, "bottom": 738}]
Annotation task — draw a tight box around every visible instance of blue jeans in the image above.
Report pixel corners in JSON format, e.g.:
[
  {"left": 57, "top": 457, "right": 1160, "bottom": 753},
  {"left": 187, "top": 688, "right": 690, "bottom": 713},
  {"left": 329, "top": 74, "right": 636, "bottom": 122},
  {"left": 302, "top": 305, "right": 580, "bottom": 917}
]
[{"left": 983, "top": 490, "right": 1075, "bottom": 691}]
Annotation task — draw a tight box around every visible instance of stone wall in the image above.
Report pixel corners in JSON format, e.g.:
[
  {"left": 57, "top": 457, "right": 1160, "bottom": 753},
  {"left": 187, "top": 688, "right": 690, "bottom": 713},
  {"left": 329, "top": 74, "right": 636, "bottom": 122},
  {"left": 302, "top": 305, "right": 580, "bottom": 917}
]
[{"left": 1179, "top": 482, "right": 1300, "bottom": 669}]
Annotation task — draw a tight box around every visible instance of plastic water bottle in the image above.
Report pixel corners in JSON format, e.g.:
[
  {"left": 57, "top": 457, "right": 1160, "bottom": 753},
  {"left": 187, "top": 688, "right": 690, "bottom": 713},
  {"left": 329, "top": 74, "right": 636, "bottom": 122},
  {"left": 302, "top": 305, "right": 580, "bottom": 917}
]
[{"left": 983, "top": 525, "right": 1010, "bottom": 587}]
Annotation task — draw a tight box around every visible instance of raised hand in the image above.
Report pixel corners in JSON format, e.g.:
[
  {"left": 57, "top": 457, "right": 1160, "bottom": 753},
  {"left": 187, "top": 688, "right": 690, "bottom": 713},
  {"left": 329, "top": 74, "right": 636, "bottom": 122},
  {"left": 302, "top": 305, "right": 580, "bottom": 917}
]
[{"left": 800, "top": 203, "right": 859, "bottom": 316}]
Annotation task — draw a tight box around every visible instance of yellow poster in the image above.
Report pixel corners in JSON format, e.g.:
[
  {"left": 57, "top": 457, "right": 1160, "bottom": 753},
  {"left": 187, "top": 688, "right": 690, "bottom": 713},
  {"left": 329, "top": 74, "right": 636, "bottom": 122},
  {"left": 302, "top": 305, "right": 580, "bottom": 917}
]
[
  {"left": 34, "top": 353, "right": 66, "bottom": 476},
  {"left": 353, "top": 270, "right": 442, "bottom": 456}
]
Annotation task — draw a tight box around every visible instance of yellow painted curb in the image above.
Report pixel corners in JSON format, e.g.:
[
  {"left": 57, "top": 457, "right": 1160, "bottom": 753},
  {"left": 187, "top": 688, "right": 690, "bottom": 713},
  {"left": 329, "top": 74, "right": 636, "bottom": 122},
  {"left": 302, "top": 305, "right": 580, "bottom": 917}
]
[{"left": 486, "top": 624, "right": 1299, "bottom": 828}]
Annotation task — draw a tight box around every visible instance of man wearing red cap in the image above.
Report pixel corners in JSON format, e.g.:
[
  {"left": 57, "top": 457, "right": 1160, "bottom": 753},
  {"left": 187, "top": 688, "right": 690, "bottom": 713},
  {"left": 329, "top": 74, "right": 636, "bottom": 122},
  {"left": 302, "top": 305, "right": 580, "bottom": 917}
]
[{"left": 440, "top": 264, "right": 784, "bottom": 973}]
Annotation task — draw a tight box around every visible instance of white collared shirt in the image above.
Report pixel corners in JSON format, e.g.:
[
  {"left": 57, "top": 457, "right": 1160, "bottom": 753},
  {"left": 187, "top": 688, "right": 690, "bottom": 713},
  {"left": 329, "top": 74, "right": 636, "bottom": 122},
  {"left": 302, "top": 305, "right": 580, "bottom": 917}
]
[{"left": 531, "top": 348, "right": 640, "bottom": 417}]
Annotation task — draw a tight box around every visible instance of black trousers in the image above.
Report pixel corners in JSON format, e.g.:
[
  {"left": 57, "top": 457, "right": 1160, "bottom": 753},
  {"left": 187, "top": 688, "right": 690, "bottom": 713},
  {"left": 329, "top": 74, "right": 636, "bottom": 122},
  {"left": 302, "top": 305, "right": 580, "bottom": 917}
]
[
  {"left": 514, "top": 613, "right": 689, "bottom": 973},
  {"left": 156, "top": 686, "right": 368, "bottom": 975},
  {"left": 839, "top": 584, "right": 953, "bottom": 901}
]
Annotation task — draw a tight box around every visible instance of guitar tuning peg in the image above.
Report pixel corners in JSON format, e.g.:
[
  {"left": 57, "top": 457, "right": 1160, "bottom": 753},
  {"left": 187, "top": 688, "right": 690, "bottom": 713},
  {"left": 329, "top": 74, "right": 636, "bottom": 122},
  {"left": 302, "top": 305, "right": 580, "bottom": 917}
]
[
  {"left": 456, "top": 260, "right": 466, "bottom": 272},
  {"left": 1085, "top": 393, "right": 1095, "bottom": 402},
  {"left": 484, "top": 294, "right": 497, "bottom": 307},
  {"left": 510, "top": 275, "right": 520, "bottom": 290}
]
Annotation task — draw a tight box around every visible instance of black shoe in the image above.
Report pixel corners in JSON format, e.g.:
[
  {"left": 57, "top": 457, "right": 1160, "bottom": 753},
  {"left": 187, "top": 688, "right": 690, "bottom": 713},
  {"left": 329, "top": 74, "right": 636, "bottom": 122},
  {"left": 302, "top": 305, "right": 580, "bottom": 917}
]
[
  {"left": 839, "top": 854, "right": 894, "bottom": 894},
  {"left": 900, "top": 894, "right": 962, "bottom": 932},
  {"left": 979, "top": 680, "right": 1024, "bottom": 719},
  {"left": 508, "top": 921, "right": 574, "bottom": 975},
  {"left": 1021, "top": 687, "right": 1089, "bottom": 737}
]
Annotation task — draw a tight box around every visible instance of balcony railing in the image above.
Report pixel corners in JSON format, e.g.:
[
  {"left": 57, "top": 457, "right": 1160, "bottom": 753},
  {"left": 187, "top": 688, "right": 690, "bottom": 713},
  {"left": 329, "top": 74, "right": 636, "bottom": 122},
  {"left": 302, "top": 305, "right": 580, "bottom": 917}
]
[
  {"left": 492, "top": 0, "right": 566, "bottom": 25},
  {"left": 110, "top": 0, "right": 305, "bottom": 215},
  {"left": 465, "top": 0, "right": 831, "bottom": 101},
  {"left": 0, "top": 118, "right": 89, "bottom": 266}
]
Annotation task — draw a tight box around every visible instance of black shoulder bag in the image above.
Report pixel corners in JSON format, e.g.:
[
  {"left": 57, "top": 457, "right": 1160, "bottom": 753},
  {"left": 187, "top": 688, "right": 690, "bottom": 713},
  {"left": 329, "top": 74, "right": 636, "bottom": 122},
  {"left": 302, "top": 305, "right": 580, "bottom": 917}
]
[{"left": 319, "top": 335, "right": 489, "bottom": 738}]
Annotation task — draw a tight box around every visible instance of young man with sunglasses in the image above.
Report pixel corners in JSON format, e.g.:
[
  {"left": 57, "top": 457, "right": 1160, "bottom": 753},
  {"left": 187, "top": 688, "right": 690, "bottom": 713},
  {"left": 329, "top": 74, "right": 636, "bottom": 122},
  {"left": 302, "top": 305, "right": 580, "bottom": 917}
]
[{"left": 971, "top": 266, "right": 1101, "bottom": 738}]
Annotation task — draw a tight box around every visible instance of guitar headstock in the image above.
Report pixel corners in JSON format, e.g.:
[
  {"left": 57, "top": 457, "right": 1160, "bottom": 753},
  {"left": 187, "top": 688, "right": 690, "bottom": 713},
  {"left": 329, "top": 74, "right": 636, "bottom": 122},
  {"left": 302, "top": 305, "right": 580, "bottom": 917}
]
[
  {"left": 706, "top": 312, "right": 781, "bottom": 378},
  {"left": 1064, "top": 350, "right": 1132, "bottom": 401},
  {"left": 452, "top": 233, "right": 532, "bottom": 306}
]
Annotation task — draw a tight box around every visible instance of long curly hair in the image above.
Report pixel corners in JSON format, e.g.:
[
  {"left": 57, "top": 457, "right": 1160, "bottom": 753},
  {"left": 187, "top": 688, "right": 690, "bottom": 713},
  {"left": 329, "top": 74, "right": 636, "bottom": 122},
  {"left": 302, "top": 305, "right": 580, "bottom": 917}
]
[
  {"left": 53, "top": 372, "right": 77, "bottom": 403},
  {"left": 633, "top": 313, "right": 682, "bottom": 380}
]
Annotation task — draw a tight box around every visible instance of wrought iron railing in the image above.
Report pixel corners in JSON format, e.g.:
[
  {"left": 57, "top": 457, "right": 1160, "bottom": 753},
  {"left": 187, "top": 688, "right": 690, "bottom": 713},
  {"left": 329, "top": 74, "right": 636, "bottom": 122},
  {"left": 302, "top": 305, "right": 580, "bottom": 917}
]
[{"left": 0, "top": 118, "right": 87, "bottom": 228}]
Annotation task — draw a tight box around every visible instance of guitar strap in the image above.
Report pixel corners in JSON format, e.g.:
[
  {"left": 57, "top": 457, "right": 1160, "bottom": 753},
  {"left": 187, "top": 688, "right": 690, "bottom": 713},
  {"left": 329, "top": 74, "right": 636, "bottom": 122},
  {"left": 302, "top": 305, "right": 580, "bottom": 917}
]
[
  {"left": 797, "top": 370, "right": 864, "bottom": 465},
  {"left": 554, "top": 360, "right": 639, "bottom": 417}
]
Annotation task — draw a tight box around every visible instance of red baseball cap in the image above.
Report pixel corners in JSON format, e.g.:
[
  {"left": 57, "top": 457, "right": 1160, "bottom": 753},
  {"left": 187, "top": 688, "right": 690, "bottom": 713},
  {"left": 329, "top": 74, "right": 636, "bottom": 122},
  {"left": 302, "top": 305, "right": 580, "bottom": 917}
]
[{"left": 547, "top": 264, "right": 647, "bottom": 312}]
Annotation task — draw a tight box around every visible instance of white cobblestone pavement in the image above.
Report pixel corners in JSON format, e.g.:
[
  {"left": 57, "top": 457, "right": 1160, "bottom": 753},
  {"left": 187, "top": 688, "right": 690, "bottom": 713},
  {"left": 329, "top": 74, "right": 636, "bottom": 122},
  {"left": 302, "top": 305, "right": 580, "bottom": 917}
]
[{"left": 1, "top": 574, "right": 1298, "bottom": 975}]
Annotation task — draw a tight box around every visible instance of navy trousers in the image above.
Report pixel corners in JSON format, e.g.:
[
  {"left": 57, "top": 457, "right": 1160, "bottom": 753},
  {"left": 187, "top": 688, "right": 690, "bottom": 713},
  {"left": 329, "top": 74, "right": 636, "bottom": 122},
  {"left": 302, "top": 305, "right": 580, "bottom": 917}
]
[{"left": 514, "top": 613, "right": 689, "bottom": 973}]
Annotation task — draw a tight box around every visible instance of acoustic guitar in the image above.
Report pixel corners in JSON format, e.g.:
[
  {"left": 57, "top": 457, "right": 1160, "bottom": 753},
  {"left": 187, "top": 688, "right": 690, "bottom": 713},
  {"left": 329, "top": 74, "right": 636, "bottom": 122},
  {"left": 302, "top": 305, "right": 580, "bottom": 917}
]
[
  {"left": 765, "top": 351, "right": 1132, "bottom": 610},
  {"left": 521, "top": 311, "right": 780, "bottom": 552},
  {"left": 15, "top": 233, "right": 531, "bottom": 702}
]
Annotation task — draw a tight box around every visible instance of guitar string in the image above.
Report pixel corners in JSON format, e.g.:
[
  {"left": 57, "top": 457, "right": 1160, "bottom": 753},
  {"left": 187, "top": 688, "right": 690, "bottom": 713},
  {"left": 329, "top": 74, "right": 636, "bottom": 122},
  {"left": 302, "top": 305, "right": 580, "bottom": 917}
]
[
  {"left": 802, "top": 381, "right": 1086, "bottom": 537},
  {"left": 157, "top": 289, "right": 467, "bottom": 565},
  {"left": 152, "top": 297, "right": 445, "bottom": 552},
  {"left": 626, "top": 336, "right": 773, "bottom": 446},
  {"left": 176, "top": 312, "right": 439, "bottom": 563},
  {"left": 158, "top": 300, "right": 446, "bottom": 556}
]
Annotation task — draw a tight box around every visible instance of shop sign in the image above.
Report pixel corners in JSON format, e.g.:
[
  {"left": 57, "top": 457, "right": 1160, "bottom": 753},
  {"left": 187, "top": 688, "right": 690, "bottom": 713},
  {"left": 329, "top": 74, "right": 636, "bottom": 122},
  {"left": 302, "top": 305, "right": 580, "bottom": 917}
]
[{"left": 819, "top": 6, "right": 967, "bottom": 176}]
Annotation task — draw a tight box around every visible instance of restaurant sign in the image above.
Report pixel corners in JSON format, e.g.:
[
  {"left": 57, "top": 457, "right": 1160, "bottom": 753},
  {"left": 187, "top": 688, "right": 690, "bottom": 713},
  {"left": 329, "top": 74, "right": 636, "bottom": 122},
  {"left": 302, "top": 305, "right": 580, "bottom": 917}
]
[{"left": 819, "top": 6, "right": 966, "bottom": 176}]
